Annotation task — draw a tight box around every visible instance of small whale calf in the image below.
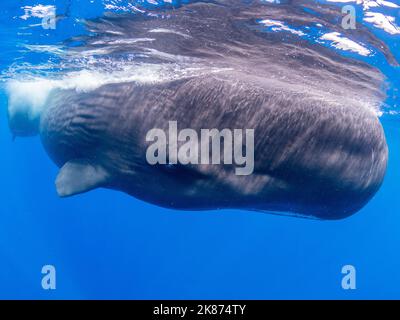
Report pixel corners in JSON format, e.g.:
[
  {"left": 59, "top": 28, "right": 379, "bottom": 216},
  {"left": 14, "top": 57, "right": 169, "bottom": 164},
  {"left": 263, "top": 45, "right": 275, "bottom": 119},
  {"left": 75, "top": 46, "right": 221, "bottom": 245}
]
[{"left": 7, "top": 1, "right": 389, "bottom": 219}]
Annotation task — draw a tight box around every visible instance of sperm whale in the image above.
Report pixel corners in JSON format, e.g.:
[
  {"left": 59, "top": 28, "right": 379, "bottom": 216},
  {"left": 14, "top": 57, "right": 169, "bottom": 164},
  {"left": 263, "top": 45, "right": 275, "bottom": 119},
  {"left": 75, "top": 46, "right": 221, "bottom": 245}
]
[{"left": 7, "top": 1, "right": 389, "bottom": 219}]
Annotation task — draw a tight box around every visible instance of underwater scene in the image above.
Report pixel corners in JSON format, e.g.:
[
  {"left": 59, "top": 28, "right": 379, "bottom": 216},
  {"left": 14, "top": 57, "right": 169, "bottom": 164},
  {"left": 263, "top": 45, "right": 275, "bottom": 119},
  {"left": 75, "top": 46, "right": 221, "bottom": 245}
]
[{"left": 0, "top": 0, "right": 399, "bottom": 299}]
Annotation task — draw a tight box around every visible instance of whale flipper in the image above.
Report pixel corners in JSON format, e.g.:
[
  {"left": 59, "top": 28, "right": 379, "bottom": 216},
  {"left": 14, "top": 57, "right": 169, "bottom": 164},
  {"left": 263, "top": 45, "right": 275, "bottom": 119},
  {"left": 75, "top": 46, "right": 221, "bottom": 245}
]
[{"left": 56, "top": 160, "right": 111, "bottom": 197}]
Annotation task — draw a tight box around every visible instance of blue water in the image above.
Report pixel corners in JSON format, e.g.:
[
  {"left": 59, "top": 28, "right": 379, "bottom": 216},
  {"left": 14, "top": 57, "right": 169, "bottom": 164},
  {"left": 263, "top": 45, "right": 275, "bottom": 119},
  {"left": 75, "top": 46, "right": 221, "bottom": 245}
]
[{"left": 0, "top": 0, "right": 399, "bottom": 299}]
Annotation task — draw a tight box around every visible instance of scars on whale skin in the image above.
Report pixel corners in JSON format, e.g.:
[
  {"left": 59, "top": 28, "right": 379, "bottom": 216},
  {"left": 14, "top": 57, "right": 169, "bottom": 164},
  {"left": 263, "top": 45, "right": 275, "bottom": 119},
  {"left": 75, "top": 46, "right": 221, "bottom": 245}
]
[{"left": 7, "top": 2, "right": 389, "bottom": 219}]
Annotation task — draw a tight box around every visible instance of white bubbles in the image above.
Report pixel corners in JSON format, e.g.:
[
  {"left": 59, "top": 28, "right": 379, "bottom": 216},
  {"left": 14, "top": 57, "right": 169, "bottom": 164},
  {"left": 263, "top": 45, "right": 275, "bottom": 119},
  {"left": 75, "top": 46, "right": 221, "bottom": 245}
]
[{"left": 6, "top": 79, "right": 54, "bottom": 119}]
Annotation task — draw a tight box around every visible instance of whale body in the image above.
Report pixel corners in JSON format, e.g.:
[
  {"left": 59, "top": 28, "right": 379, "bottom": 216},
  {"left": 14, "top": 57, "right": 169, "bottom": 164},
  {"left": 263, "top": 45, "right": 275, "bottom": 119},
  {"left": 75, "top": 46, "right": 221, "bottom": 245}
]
[{"left": 7, "top": 1, "right": 389, "bottom": 219}]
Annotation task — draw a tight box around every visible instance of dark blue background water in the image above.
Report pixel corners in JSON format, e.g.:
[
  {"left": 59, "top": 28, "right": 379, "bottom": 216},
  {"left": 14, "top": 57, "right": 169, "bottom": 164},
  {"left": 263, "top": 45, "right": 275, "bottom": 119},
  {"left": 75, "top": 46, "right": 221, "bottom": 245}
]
[{"left": 0, "top": 0, "right": 399, "bottom": 299}]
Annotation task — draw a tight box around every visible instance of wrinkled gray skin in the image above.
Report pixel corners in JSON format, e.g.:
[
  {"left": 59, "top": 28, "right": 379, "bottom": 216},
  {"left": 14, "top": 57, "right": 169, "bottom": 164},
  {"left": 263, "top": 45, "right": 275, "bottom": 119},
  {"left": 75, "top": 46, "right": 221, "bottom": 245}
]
[{"left": 9, "top": 1, "right": 389, "bottom": 219}]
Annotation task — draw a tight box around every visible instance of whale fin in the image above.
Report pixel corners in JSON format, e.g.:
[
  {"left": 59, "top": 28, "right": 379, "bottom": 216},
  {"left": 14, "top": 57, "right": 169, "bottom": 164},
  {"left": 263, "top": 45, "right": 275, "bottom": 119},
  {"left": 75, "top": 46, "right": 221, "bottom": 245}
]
[{"left": 56, "top": 159, "right": 111, "bottom": 197}]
